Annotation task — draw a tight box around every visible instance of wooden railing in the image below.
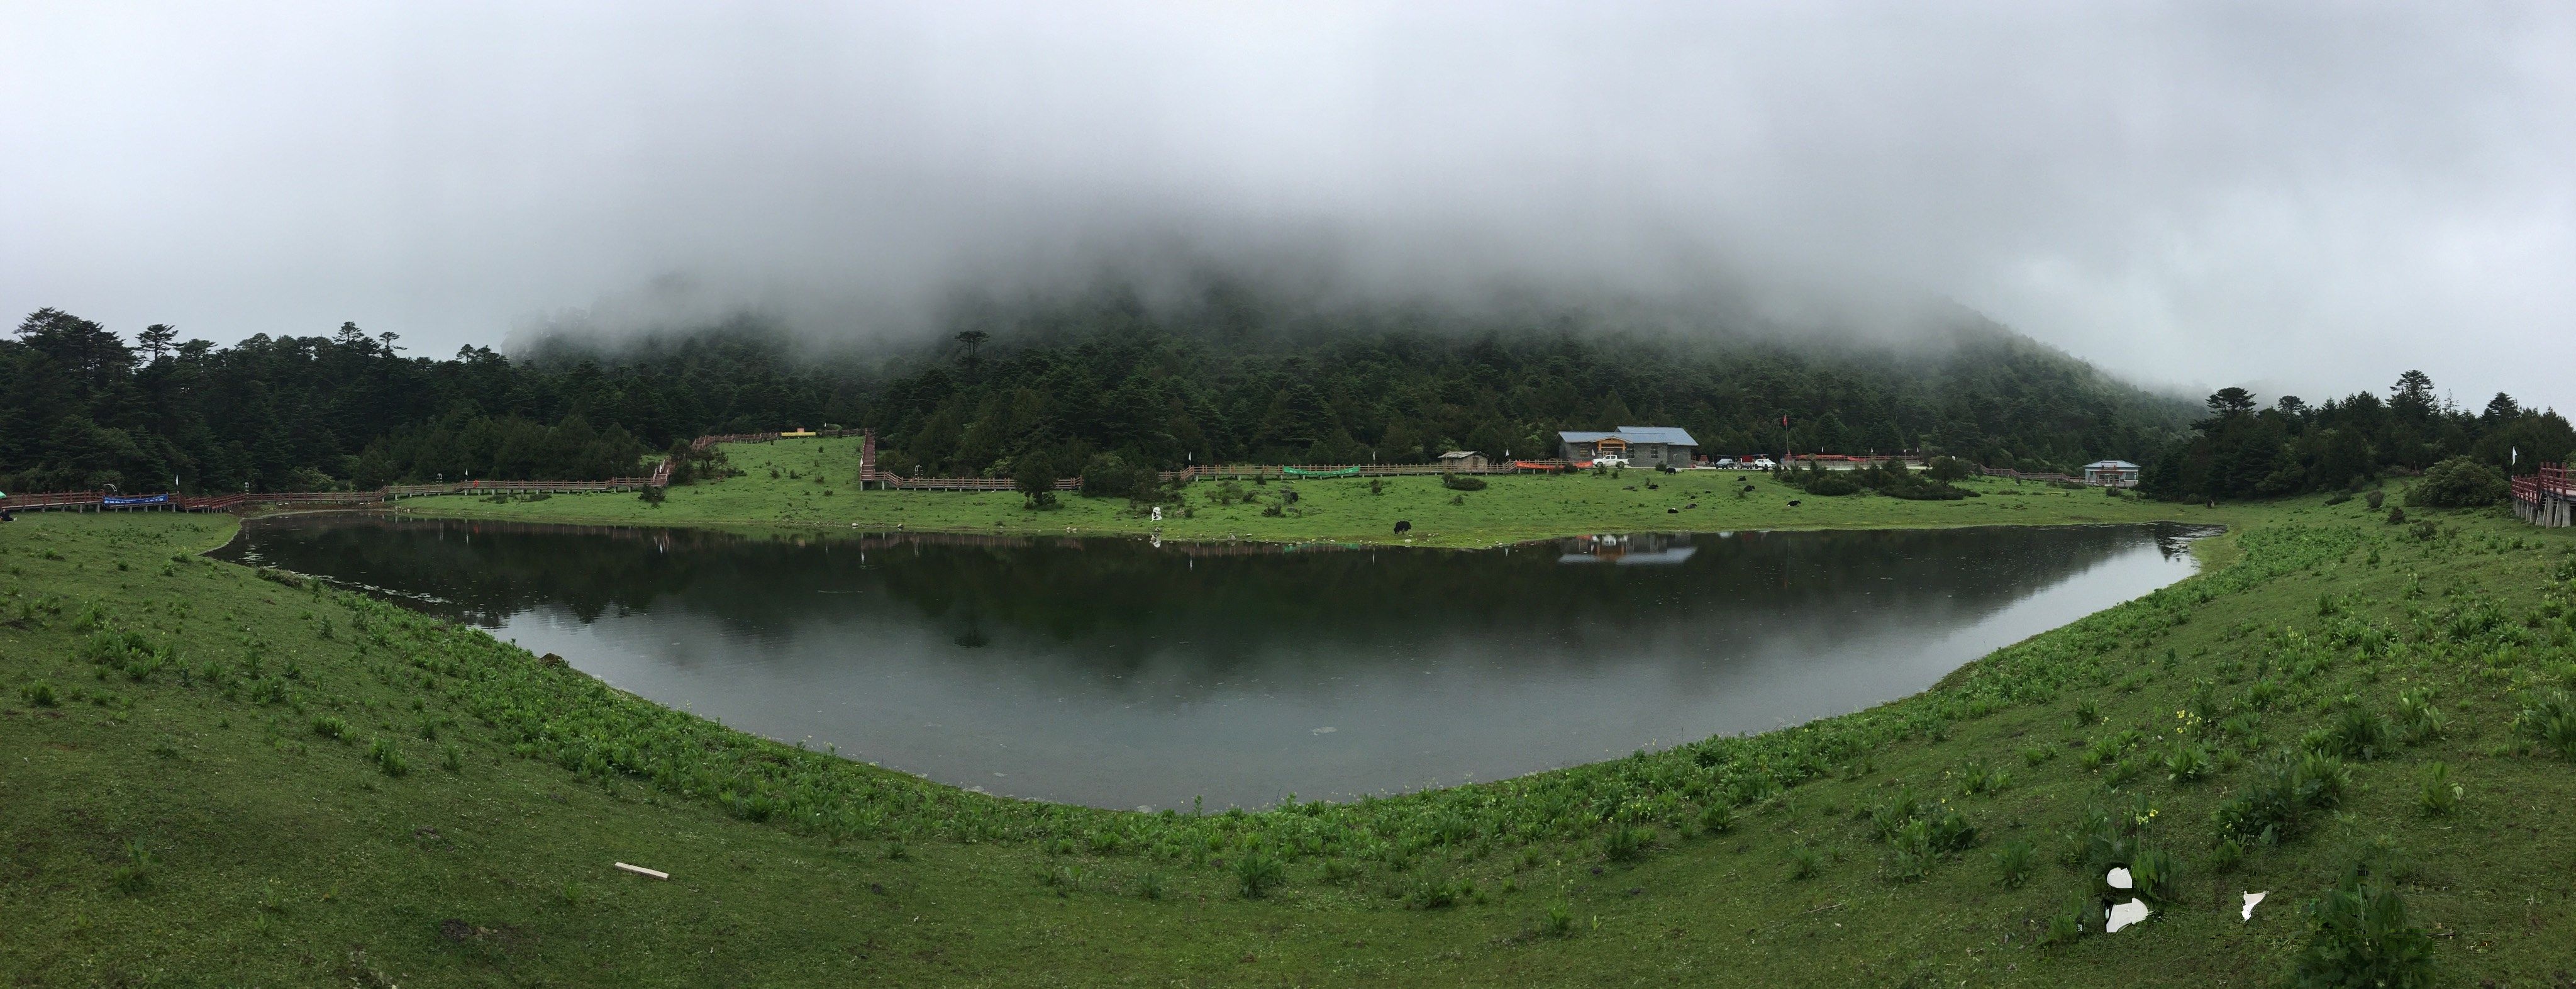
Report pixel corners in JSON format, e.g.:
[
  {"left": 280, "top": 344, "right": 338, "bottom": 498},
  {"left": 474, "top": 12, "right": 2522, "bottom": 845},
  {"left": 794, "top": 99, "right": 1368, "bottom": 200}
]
[
  {"left": 1981, "top": 467, "right": 2088, "bottom": 484},
  {"left": 0, "top": 490, "right": 389, "bottom": 514},
  {"left": 2512, "top": 463, "right": 2572, "bottom": 528},
  {"left": 386, "top": 478, "right": 655, "bottom": 498}
]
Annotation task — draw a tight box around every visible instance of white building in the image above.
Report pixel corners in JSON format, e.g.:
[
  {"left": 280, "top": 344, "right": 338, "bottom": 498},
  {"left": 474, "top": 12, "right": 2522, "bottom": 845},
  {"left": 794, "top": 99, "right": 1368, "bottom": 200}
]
[{"left": 2083, "top": 460, "right": 2142, "bottom": 488}]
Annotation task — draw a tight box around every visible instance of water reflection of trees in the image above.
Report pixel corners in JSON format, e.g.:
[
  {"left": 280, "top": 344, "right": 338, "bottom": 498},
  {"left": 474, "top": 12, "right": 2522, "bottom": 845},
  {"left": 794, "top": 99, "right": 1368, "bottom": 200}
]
[{"left": 229, "top": 517, "right": 2201, "bottom": 658}]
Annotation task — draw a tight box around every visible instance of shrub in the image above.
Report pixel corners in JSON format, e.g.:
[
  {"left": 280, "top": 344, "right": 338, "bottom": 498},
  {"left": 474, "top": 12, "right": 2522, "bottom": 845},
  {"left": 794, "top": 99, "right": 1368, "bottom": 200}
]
[
  {"left": 1884, "top": 478, "right": 1970, "bottom": 500},
  {"left": 637, "top": 485, "right": 665, "bottom": 505},
  {"left": 999, "top": 452, "right": 1055, "bottom": 508},
  {"left": 2128, "top": 846, "right": 2183, "bottom": 903},
  {"left": 1787, "top": 845, "right": 1823, "bottom": 880},
  {"left": 2041, "top": 896, "right": 2087, "bottom": 945},
  {"left": 2416, "top": 763, "right": 2459, "bottom": 816},
  {"left": 1957, "top": 760, "right": 2010, "bottom": 795},
  {"left": 1542, "top": 902, "right": 1575, "bottom": 937},
  {"left": 1406, "top": 875, "right": 1463, "bottom": 909},
  {"left": 2364, "top": 489, "right": 2385, "bottom": 510},
  {"left": 2405, "top": 456, "right": 2506, "bottom": 508},
  {"left": 2166, "top": 745, "right": 2210, "bottom": 784},
  {"left": 1135, "top": 871, "right": 1165, "bottom": 900},
  {"left": 2215, "top": 752, "right": 2348, "bottom": 844},
  {"left": 1926, "top": 457, "right": 1975, "bottom": 481},
  {"left": 111, "top": 841, "right": 153, "bottom": 895},
  {"left": 2073, "top": 698, "right": 2101, "bottom": 726},
  {"left": 1866, "top": 791, "right": 1926, "bottom": 842},
  {"left": 2209, "top": 838, "right": 2245, "bottom": 874},
  {"left": 19, "top": 680, "right": 58, "bottom": 707},
  {"left": 2396, "top": 693, "right": 2448, "bottom": 744},
  {"left": 1077, "top": 453, "right": 1148, "bottom": 499},
  {"left": 1440, "top": 472, "right": 1486, "bottom": 492},
  {"left": 1233, "top": 851, "right": 1284, "bottom": 898},
  {"left": 2290, "top": 868, "right": 2436, "bottom": 989},
  {"left": 1696, "top": 803, "right": 1735, "bottom": 836},
  {"left": 1804, "top": 472, "right": 1862, "bottom": 496},
  {"left": 309, "top": 715, "right": 349, "bottom": 740},
  {"left": 1601, "top": 824, "right": 1650, "bottom": 861},
  {"left": 2317, "top": 709, "right": 2394, "bottom": 760},
  {"left": 440, "top": 743, "right": 464, "bottom": 773},
  {"left": 2516, "top": 690, "right": 2576, "bottom": 759},
  {"left": 1991, "top": 840, "right": 2035, "bottom": 889},
  {"left": 370, "top": 737, "right": 409, "bottom": 777}
]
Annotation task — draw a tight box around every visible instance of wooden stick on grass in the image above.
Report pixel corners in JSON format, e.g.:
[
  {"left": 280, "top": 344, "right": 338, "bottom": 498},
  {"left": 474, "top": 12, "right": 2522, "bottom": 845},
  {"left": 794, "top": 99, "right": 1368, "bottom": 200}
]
[{"left": 614, "top": 862, "right": 670, "bottom": 880}]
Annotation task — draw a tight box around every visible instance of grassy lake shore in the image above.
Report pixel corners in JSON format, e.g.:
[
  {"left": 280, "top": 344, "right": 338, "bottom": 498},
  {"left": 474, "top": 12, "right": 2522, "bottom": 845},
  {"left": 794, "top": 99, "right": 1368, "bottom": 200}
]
[
  {"left": 395, "top": 435, "right": 2246, "bottom": 545},
  {"left": 4, "top": 479, "right": 2573, "bottom": 986}
]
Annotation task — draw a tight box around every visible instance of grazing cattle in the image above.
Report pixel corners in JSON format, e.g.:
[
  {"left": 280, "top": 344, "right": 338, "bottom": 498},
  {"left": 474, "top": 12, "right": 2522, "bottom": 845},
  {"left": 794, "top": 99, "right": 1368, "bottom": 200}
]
[
  {"left": 1787, "top": 500, "right": 1802, "bottom": 507},
  {"left": 1741, "top": 484, "right": 1756, "bottom": 493},
  {"left": 1666, "top": 508, "right": 1678, "bottom": 513},
  {"left": 1393, "top": 520, "right": 1412, "bottom": 534},
  {"left": 1685, "top": 503, "right": 1697, "bottom": 509}
]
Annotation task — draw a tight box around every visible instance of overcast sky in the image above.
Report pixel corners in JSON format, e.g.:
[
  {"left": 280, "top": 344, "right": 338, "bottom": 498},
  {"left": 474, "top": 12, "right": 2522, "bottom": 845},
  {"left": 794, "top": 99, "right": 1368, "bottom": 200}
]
[{"left": 4, "top": 2, "right": 2570, "bottom": 410}]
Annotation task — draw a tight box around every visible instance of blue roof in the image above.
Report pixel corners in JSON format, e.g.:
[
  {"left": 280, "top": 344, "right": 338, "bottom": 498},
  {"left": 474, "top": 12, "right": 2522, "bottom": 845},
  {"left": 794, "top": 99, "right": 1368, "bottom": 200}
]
[{"left": 1558, "top": 427, "right": 1699, "bottom": 446}]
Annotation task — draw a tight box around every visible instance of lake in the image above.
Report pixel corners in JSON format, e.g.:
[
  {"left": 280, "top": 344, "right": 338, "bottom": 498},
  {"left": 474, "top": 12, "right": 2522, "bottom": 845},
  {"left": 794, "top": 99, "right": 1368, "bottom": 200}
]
[{"left": 218, "top": 517, "right": 2211, "bottom": 810}]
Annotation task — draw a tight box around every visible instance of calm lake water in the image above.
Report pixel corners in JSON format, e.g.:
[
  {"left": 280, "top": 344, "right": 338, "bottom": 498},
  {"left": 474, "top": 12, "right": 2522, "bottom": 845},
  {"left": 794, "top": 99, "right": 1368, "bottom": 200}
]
[{"left": 219, "top": 518, "right": 2211, "bottom": 809}]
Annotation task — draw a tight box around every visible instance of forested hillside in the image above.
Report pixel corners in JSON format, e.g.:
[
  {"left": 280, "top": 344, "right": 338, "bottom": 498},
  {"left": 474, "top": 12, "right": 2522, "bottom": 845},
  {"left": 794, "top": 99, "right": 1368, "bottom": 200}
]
[
  {"left": 0, "top": 310, "right": 852, "bottom": 493},
  {"left": 6, "top": 290, "right": 2202, "bottom": 493},
  {"left": 858, "top": 292, "right": 2198, "bottom": 481}
]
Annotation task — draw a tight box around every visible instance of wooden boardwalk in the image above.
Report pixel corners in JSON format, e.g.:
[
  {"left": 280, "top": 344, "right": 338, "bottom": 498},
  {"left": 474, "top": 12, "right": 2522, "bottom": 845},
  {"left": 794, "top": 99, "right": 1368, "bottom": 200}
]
[{"left": 2511, "top": 463, "right": 2572, "bottom": 528}]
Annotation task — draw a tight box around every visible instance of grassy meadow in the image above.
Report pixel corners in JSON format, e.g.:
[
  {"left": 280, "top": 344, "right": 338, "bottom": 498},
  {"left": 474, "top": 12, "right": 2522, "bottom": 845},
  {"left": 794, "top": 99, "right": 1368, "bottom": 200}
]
[
  {"left": 396, "top": 434, "right": 2236, "bottom": 544},
  {"left": 4, "top": 479, "right": 2575, "bottom": 985}
]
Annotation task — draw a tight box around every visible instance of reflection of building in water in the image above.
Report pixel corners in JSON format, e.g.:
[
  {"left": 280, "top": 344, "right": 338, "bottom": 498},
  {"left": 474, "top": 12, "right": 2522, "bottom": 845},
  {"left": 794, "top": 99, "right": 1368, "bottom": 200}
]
[{"left": 1555, "top": 533, "right": 1698, "bottom": 565}]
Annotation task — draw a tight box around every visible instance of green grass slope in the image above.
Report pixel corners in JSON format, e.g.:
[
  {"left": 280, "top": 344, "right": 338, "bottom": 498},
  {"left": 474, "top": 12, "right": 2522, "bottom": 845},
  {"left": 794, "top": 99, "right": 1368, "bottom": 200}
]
[
  {"left": 402, "top": 435, "right": 2223, "bottom": 544},
  {"left": 3, "top": 495, "right": 2573, "bottom": 986}
]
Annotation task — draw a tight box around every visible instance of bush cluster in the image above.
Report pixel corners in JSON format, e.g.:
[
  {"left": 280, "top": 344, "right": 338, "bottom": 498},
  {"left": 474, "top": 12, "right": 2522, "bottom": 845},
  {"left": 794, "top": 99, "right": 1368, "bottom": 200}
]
[{"left": 2405, "top": 456, "right": 2507, "bottom": 508}]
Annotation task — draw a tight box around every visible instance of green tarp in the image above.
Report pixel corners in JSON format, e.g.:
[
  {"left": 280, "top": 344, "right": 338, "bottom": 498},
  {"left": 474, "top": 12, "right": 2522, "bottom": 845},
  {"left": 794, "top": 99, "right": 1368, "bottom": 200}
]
[{"left": 1280, "top": 466, "right": 1362, "bottom": 478}]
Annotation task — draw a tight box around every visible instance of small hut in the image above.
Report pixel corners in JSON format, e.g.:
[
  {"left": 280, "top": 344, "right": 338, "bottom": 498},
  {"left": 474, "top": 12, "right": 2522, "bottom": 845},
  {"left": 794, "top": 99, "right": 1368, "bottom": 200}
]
[{"left": 1436, "top": 450, "right": 1489, "bottom": 471}]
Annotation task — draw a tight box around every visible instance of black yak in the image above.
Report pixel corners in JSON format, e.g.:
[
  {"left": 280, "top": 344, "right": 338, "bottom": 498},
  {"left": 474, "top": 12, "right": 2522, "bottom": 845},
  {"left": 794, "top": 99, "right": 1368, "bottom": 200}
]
[{"left": 1393, "top": 520, "right": 1412, "bottom": 535}]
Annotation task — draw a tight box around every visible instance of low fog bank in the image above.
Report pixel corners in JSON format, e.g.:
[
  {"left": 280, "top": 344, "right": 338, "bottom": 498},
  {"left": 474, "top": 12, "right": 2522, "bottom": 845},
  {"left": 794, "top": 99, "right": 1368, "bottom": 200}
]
[
  {"left": 6, "top": 3, "right": 2569, "bottom": 410},
  {"left": 504, "top": 233, "right": 2036, "bottom": 376}
]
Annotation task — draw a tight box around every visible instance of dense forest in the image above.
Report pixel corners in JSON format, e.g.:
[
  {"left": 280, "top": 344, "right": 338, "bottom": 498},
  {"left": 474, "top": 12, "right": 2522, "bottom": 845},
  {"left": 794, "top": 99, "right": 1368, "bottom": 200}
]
[
  {"left": 7, "top": 288, "right": 2561, "bottom": 501},
  {"left": 0, "top": 292, "right": 2199, "bottom": 493},
  {"left": 2140, "top": 374, "right": 2575, "bottom": 502},
  {"left": 0, "top": 308, "right": 853, "bottom": 493}
]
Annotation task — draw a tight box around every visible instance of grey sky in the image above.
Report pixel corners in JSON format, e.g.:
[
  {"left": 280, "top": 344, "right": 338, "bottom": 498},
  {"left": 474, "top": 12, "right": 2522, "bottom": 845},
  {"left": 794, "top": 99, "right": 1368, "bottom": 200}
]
[{"left": 4, "top": 2, "right": 2570, "bottom": 411}]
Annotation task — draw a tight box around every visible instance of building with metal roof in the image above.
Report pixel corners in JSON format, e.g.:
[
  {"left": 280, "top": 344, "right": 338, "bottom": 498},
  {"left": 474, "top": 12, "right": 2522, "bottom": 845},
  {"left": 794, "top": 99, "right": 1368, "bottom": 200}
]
[
  {"left": 1558, "top": 427, "right": 1700, "bottom": 467},
  {"left": 2082, "top": 459, "right": 2142, "bottom": 488}
]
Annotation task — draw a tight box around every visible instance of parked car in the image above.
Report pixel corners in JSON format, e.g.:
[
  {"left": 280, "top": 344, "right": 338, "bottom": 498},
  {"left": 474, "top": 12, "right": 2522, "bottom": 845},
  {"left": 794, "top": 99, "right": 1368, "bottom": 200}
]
[
  {"left": 1749, "top": 457, "right": 1778, "bottom": 471},
  {"left": 1592, "top": 455, "right": 1629, "bottom": 469}
]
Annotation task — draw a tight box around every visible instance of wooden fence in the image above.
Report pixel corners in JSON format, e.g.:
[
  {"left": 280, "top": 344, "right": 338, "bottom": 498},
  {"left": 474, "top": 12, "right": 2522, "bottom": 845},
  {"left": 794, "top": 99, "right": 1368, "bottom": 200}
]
[
  {"left": 0, "top": 490, "right": 389, "bottom": 514},
  {"left": 1980, "top": 467, "right": 2089, "bottom": 485}
]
